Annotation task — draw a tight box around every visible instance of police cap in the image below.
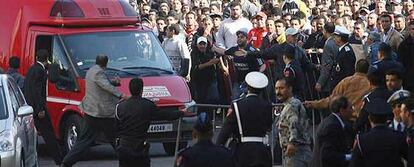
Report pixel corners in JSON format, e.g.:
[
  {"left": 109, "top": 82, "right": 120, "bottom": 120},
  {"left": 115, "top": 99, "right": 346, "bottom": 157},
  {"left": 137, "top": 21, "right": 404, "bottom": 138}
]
[
  {"left": 193, "top": 112, "right": 212, "bottom": 133},
  {"left": 333, "top": 26, "right": 351, "bottom": 38},
  {"left": 387, "top": 90, "right": 411, "bottom": 105},
  {"left": 365, "top": 98, "right": 393, "bottom": 116},
  {"left": 245, "top": 72, "right": 269, "bottom": 89}
]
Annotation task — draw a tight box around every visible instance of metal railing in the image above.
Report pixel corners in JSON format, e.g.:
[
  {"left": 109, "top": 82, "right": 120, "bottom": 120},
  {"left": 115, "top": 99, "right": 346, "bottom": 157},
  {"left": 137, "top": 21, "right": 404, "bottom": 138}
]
[{"left": 172, "top": 102, "right": 318, "bottom": 166}]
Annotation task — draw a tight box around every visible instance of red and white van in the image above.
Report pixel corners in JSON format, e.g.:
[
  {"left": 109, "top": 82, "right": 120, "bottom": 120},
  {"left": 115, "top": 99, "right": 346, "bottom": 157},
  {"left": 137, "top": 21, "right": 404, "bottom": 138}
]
[{"left": 0, "top": 0, "right": 195, "bottom": 154}]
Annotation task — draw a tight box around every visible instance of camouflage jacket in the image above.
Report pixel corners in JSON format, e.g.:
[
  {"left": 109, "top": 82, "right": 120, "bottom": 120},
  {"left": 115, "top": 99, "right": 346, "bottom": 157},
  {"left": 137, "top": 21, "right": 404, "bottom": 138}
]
[{"left": 277, "top": 97, "right": 311, "bottom": 148}]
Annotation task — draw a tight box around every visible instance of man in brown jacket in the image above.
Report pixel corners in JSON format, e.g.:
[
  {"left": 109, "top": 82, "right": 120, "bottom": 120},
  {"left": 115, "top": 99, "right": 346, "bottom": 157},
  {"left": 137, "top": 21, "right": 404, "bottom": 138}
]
[
  {"left": 305, "top": 59, "right": 372, "bottom": 120},
  {"left": 380, "top": 14, "right": 404, "bottom": 52}
]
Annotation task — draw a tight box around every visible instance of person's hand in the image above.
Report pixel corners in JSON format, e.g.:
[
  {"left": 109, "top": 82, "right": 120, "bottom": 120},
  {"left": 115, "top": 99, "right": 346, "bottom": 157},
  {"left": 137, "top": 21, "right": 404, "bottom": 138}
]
[
  {"left": 315, "top": 64, "right": 321, "bottom": 71},
  {"left": 121, "top": 94, "right": 130, "bottom": 100},
  {"left": 297, "top": 41, "right": 304, "bottom": 47},
  {"left": 234, "top": 49, "right": 247, "bottom": 57},
  {"left": 209, "top": 58, "right": 220, "bottom": 65},
  {"left": 303, "top": 101, "right": 314, "bottom": 108},
  {"left": 286, "top": 143, "right": 296, "bottom": 157},
  {"left": 317, "top": 49, "right": 324, "bottom": 54},
  {"left": 38, "top": 111, "right": 46, "bottom": 119},
  {"left": 111, "top": 76, "right": 121, "bottom": 86},
  {"left": 315, "top": 83, "right": 322, "bottom": 92},
  {"left": 179, "top": 108, "right": 197, "bottom": 117}
]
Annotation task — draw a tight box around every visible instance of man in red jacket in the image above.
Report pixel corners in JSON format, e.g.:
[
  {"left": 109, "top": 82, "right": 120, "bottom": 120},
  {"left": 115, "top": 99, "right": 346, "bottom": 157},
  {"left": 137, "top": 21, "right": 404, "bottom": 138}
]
[{"left": 248, "top": 12, "right": 268, "bottom": 49}]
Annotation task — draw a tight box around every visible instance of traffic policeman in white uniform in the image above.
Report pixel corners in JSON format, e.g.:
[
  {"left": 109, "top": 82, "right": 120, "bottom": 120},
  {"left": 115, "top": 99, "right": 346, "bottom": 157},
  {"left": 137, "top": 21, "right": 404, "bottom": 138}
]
[{"left": 217, "top": 72, "right": 273, "bottom": 167}]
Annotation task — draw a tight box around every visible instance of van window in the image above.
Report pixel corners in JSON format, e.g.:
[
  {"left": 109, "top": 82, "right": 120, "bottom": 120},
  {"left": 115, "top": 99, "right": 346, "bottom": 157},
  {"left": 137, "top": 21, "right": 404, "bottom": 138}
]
[
  {"left": 49, "top": 37, "right": 76, "bottom": 91},
  {"left": 35, "top": 35, "right": 77, "bottom": 91},
  {"left": 35, "top": 36, "right": 53, "bottom": 62},
  {"left": 61, "top": 31, "right": 174, "bottom": 78}
]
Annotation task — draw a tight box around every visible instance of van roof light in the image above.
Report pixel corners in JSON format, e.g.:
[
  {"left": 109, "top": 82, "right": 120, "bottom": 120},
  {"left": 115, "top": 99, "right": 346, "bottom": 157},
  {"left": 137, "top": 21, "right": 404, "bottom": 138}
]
[
  {"left": 50, "top": 0, "right": 85, "bottom": 18},
  {"left": 119, "top": 0, "right": 138, "bottom": 17}
]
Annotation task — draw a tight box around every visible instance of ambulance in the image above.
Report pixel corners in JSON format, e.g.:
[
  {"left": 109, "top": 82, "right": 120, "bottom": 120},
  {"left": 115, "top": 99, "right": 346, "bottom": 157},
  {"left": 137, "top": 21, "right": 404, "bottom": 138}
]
[{"left": 0, "top": 0, "right": 195, "bottom": 155}]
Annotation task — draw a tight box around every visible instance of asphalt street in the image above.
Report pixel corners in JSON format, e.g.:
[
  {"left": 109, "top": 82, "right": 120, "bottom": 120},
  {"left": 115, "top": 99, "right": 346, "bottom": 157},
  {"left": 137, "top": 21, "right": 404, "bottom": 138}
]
[{"left": 38, "top": 142, "right": 176, "bottom": 167}]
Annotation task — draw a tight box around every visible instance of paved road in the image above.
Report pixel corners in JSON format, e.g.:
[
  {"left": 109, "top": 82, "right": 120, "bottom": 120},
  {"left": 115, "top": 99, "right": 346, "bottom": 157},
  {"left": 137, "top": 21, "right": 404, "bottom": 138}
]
[
  {"left": 39, "top": 142, "right": 176, "bottom": 167},
  {"left": 39, "top": 142, "right": 282, "bottom": 167}
]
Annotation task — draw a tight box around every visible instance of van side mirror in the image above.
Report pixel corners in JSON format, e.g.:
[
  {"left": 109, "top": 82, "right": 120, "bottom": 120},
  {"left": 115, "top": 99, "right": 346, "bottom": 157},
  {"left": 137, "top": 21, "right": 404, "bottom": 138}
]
[
  {"left": 18, "top": 105, "right": 33, "bottom": 117},
  {"left": 179, "top": 58, "right": 190, "bottom": 77}
]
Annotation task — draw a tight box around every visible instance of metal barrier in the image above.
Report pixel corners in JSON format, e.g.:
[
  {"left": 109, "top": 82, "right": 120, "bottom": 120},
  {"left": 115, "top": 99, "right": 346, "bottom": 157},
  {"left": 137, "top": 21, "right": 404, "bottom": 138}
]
[{"left": 172, "top": 102, "right": 317, "bottom": 166}]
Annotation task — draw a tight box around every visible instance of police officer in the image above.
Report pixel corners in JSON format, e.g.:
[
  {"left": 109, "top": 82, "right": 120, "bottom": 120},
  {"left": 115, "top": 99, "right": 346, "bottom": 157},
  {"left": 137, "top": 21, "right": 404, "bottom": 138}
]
[
  {"left": 283, "top": 44, "right": 305, "bottom": 100},
  {"left": 368, "top": 42, "right": 405, "bottom": 85},
  {"left": 330, "top": 26, "right": 356, "bottom": 88},
  {"left": 276, "top": 78, "right": 312, "bottom": 166},
  {"left": 350, "top": 99, "right": 407, "bottom": 167},
  {"left": 388, "top": 90, "right": 411, "bottom": 132},
  {"left": 176, "top": 112, "right": 235, "bottom": 167},
  {"left": 355, "top": 72, "right": 392, "bottom": 133},
  {"left": 115, "top": 78, "right": 195, "bottom": 167},
  {"left": 400, "top": 98, "right": 414, "bottom": 165},
  {"left": 216, "top": 71, "right": 273, "bottom": 167},
  {"left": 368, "top": 42, "right": 404, "bottom": 83}
]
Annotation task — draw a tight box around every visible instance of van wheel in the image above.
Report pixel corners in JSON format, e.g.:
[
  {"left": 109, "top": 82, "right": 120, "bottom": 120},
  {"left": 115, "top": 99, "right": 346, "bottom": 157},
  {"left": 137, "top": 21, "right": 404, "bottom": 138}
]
[
  {"left": 163, "top": 142, "right": 188, "bottom": 155},
  {"left": 63, "top": 115, "right": 82, "bottom": 154}
]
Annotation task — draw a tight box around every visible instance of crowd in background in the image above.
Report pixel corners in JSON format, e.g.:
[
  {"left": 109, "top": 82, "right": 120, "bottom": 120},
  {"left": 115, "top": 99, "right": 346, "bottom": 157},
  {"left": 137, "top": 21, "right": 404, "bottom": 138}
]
[{"left": 126, "top": 0, "right": 414, "bottom": 166}]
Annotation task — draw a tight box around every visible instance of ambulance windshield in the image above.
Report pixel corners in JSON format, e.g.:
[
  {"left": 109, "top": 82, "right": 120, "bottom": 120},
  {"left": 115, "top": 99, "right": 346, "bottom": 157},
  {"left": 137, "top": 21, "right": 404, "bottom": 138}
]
[{"left": 61, "top": 31, "right": 174, "bottom": 77}]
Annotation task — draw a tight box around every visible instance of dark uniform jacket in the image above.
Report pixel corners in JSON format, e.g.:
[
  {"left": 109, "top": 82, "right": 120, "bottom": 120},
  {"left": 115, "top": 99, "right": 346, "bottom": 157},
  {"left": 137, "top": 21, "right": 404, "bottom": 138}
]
[
  {"left": 350, "top": 125, "right": 407, "bottom": 167},
  {"left": 354, "top": 87, "right": 391, "bottom": 133},
  {"left": 216, "top": 94, "right": 273, "bottom": 167},
  {"left": 311, "top": 114, "right": 354, "bottom": 167},
  {"left": 398, "top": 35, "right": 414, "bottom": 92},
  {"left": 248, "top": 43, "right": 314, "bottom": 80},
  {"left": 330, "top": 43, "right": 356, "bottom": 88},
  {"left": 23, "top": 62, "right": 47, "bottom": 116},
  {"left": 116, "top": 96, "right": 182, "bottom": 145},
  {"left": 368, "top": 57, "right": 405, "bottom": 82},
  {"left": 406, "top": 127, "right": 414, "bottom": 166},
  {"left": 284, "top": 60, "right": 305, "bottom": 99},
  {"left": 177, "top": 140, "right": 235, "bottom": 167},
  {"left": 303, "top": 31, "right": 325, "bottom": 50}
]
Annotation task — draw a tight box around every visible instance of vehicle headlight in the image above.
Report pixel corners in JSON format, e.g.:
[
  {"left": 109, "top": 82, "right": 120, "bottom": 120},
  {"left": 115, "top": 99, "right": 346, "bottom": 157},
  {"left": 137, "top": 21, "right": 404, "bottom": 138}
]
[
  {"left": 0, "top": 130, "right": 14, "bottom": 152},
  {"left": 184, "top": 100, "right": 197, "bottom": 113}
]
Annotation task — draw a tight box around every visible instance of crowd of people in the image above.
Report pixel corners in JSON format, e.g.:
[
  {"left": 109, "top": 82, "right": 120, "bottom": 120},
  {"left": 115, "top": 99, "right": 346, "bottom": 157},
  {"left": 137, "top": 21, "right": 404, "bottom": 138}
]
[
  {"left": 3, "top": 0, "right": 414, "bottom": 166},
  {"left": 130, "top": 0, "right": 414, "bottom": 166}
]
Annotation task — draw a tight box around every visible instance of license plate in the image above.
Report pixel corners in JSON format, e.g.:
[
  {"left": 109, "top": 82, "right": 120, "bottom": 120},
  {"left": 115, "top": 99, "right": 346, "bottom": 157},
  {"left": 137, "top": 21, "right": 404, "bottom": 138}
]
[{"left": 148, "top": 124, "right": 173, "bottom": 133}]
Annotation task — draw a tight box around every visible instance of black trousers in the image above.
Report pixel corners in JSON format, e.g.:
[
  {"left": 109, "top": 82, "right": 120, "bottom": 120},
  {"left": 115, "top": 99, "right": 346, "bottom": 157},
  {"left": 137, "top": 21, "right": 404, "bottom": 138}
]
[
  {"left": 234, "top": 142, "right": 272, "bottom": 167},
  {"left": 117, "top": 144, "right": 150, "bottom": 167},
  {"left": 34, "top": 114, "right": 63, "bottom": 165},
  {"left": 62, "top": 114, "right": 116, "bottom": 166}
]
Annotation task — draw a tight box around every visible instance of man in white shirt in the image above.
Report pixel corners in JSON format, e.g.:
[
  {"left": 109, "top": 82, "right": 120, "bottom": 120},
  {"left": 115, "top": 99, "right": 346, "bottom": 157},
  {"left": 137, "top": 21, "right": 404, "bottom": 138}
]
[
  {"left": 162, "top": 24, "right": 191, "bottom": 80},
  {"left": 216, "top": 1, "right": 253, "bottom": 49}
]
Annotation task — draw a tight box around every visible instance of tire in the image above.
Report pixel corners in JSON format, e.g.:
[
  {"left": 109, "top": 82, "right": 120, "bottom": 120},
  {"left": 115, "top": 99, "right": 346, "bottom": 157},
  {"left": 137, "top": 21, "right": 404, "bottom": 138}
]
[
  {"left": 62, "top": 114, "right": 82, "bottom": 154},
  {"left": 162, "top": 142, "right": 188, "bottom": 156}
]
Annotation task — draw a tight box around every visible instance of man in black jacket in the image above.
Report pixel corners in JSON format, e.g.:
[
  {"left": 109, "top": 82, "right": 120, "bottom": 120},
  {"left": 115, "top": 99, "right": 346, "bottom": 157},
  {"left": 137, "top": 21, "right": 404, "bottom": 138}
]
[
  {"left": 355, "top": 72, "right": 392, "bottom": 133},
  {"left": 176, "top": 113, "right": 234, "bottom": 167},
  {"left": 23, "top": 49, "right": 62, "bottom": 165},
  {"left": 330, "top": 26, "right": 356, "bottom": 88},
  {"left": 397, "top": 21, "right": 414, "bottom": 93},
  {"left": 350, "top": 99, "right": 407, "bottom": 167},
  {"left": 216, "top": 72, "right": 273, "bottom": 167},
  {"left": 115, "top": 78, "right": 195, "bottom": 167},
  {"left": 311, "top": 96, "right": 354, "bottom": 167}
]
